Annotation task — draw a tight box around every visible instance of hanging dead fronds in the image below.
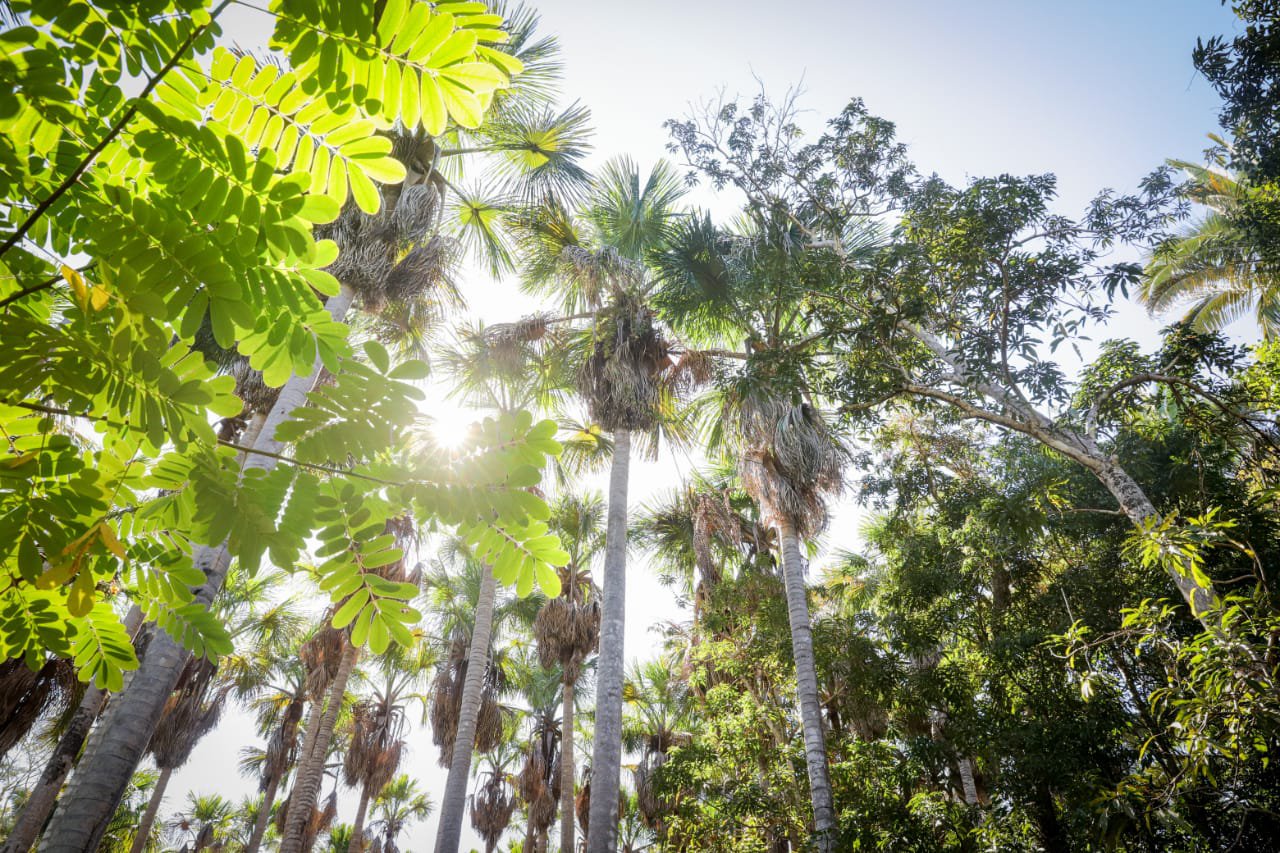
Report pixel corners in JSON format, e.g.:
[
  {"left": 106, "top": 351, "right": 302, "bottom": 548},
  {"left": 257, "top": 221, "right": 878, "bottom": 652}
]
[
  {"left": 579, "top": 294, "right": 671, "bottom": 432},
  {"left": 383, "top": 236, "right": 458, "bottom": 306},
  {"left": 470, "top": 770, "right": 516, "bottom": 852},
  {"left": 0, "top": 657, "right": 78, "bottom": 757}
]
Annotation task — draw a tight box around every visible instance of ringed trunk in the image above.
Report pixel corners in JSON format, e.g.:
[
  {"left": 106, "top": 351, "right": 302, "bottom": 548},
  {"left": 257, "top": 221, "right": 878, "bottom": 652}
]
[
  {"left": 280, "top": 638, "right": 360, "bottom": 853},
  {"left": 347, "top": 785, "right": 372, "bottom": 853},
  {"left": 38, "top": 286, "right": 356, "bottom": 853},
  {"left": 559, "top": 676, "right": 576, "bottom": 853},
  {"left": 433, "top": 561, "right": 499, "bottom": 853},
  {"left": 776, "top": 519, "right": 836, "bottom": 852},
  {"left": 243, "top": 768, "right": 283, "bottom": 853},
  {"left": 586, "top": 429, "right": 631, "bottom": 853},
  {"left": 128, "top": 765, "right": 172, "bottom": 853}
]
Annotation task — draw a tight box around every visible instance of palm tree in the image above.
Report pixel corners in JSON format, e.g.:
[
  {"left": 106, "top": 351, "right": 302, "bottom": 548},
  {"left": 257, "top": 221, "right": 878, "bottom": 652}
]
[
  {"left": 533, "top": 493, "right": 603, "bottom": 853},
  {"left": 0, "top": 658, "right": 77, "bottom": 761},
  {"left": 342, "top": 642, "right": 433, "bottom": 853},
  {"left": 623, "top": 660, "right": 692, "bottom": 840},
  {"left": 165, "top": 792, "right": 234, "bottom": 852},
  {"left": 367, "top": 775, "right": 433, "bottom": 853},
  {"left": 511, "top": 658, "right": 563, "bottom": 853},
  {"left": 280, "top": 516, "right": 421, "bottom": 853},
  {"left": 655, "top": 213, "right": 848, "bottom": 850},
  {"left": 238, "top": 655, "right": 311, "bottom": 853},
  {"left": 507, "top": 157, "right": 686, "bottom": 853},
  {"left": 1142, "top": 149, "right": 1280, "bottom": 337},
  {"left": 469, "top": 741, "right": 521, "bottom": 853},
  {"left": 125, "top": 569, "right": 297, "bottom": 853}
]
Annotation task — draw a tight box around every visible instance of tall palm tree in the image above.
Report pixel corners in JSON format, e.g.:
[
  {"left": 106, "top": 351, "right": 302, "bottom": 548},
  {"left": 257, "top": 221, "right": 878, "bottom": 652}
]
[
  {"left": 280, "top": 516, "right": 420, "bottom": 853},
  {"left": 507, "top": 157, "right": 686, "bottom": 853},
  {"left": 239, "top": 655, "right": 311, "bottom": 853},
  {"left": 622, "top": 660, "right": 692, "bottom": 839},
  {"left": 342, "top": 642, "right": 433, "bottom": 853},
  {"left": 126, "top": 569, "right": 297, "bottom": 853},
  {"left": 533, "top": 493, "right": 603, "bottom": 853},
  {"left": 655, "top": 213, "right": 848, "bottom": 851},
  {"left": 367, "top": 775, "right": 433, "bottom": 853},
  {"left": 511, "top": 658, "right": 563, "bottom": 853},
  {"left": 469, "top": 741, "right": 521, "bottom": 853},
  {"left": 1142, "top": 150, "right": 1280, "bottom": 337}
]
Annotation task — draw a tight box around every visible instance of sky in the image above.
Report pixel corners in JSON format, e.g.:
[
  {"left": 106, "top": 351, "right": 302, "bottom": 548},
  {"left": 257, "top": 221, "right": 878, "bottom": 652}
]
[{"left": 170, "top": 2, "right": 1243, "bottom": 851}]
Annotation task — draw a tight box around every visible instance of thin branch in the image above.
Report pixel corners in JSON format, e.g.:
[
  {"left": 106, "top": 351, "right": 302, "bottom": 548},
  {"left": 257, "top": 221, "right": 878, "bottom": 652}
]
[{"left": 0, "top": 3, "right": 231, "bottom": 261}]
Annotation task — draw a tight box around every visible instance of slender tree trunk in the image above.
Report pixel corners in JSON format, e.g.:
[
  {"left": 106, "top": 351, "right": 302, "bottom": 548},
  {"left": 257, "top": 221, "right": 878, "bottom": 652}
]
[
  {"left": 38, "top": 286, "right": 356, "bottom": 853},
  {"left": 586, "top": 429, "right": 631, "bottom": 853},
  {"left": 434, "top": 562, "right": 498, "bottom": 853},
  {"left": 560, "top": 676, "right": 576, "bottom": 853},
  {"left": 347, "top": 785, "right": 372, "bottom": 853},
  {"left": 281, "top": 638, "right": 359, "bottom": 853},
  {"left": 244, "top": 767, "right": 283, "bottom": 853},
  {"left": 776, "top": 519, "right": 836, "bottom": 852},
  {"left": 2, "top": 606, "right": 144, "bottom": 853},
  {"left": 128, "top": 765, "right": 172, "bottom": 853}
]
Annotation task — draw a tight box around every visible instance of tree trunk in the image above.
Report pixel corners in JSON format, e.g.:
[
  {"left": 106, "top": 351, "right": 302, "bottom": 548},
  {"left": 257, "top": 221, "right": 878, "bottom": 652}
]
[
  {"left": 244, "top": 767, "right": 283, "bottom": 853},
  {"left": 347, "top": 785, "right": 372, "bottom": 853},
  {"left": 38, "top": 286, "right": 356, "bottom": 853},
  {"left": 586, "top": 429, "right": 631, "bottom": 853},
  {"left": 280, "top": 638, "right": 359, "bottom": 853},
  {"left": 776, "top": 519, "right": 836, "bottom": 853},
  {"left": 434, "top": 561, "right": 499, "bottom": 853},
  {"left": 128, "top": 765, "right": 172, "bottom": 853},
  {"left": 2, "top": 606, "right": 144, "bottom": 853},
  {"left": 560, "top": 676, "right": 576, "bottom": 853}
]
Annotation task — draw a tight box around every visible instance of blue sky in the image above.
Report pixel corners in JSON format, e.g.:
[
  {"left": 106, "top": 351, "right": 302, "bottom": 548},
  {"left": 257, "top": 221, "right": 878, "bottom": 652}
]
[{"left": 188, "top": 3, "right": 1244, "bottom": 850}]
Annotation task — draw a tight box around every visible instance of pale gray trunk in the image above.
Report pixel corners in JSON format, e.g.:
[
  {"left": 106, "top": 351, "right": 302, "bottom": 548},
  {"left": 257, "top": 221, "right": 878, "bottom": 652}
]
[
  {"left": 128, "top": 765, "right": 172, "bottom": 853},
  {"left": 959, "top": 758, "right": 979, "bottom": 805},
  {"left": 559, "top": 677, "right": 576, "bottom": 853},
  {"left": 586, "top": 429, "right": 631, "bottom": 853},
  {"left": 348, "top": 785, "right": 372, "bottom": 853},
  {"left": 39, "top": 286, "right": 356, "bottom": 852},
  {"left": 903, "top": 322, "right": 1222, "bottom": 629},
  {"left": 2, "top": 607, "right": 143, "bottom": 853},
  {"left": 433, "top": 562, "right": 499, "bottom": 853},
  {"left": 243, "top": 767, "right": 282, "bottom": 853},
  {"left": 280, "top": 639, "right": 359, "bottom": 853},
  {"left": 777, "top": 520, "right": 836, "bottom": 852}
]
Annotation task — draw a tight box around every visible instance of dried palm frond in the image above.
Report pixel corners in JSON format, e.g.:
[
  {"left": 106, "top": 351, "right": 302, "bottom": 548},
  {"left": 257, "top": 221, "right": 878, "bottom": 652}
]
[
  {"left": 484, "top": 312, "right": 554, "bottom": 347},
  {"left": 532, "top": 593, "right": 600, "bottom": 680},
  {"left": 300, "top": 790, "right": 338, "bottom": 852},
  {"left": 392, "top": 182, "right": 440, "bottom": 244},
  {"left": 579, "top": 295, "right": 670, "bottom": 432},
  {"left": 151, "top": 664, "right": 227, "bottom": 770},
  {"left": 383, "top": 236, "right": 458, "bottom": 305},
  {"left": 470, "top": 771, "right": 516, "bottom": 851},
  {"left": 300, "top": 624, "right": 347, "bottom": 700},
  {"left": 0, "top": 657, "right": 78, "bottom": 757},
  {"left": 669, "top": 348, "right": 716, "bottom": 391}
]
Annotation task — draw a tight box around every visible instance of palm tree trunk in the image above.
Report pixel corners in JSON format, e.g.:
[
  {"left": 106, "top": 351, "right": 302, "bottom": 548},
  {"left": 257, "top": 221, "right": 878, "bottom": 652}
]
[
  {"left": 559, "top": 676, "right": 576, "bottom": 853},
  {"left": 586, "top": 428, "right": 630, "bottom": 853},
  {"left": 38, "top": 286, "right": 356, "bottom": 853},
  {"left": 2, "top": 606, "right": 144, "bottom": 853},
  {"left": 776, "top": 519, "right": 836, "bottom": 852},
  {"left": 128, "top": 765, "right": 172, "bottom": 853},
  {"left": 347, "top": 785, "right": 372, "bottom": 853},
  {"left": 280, "top": 638, "right": 359, "bottom": 853},
  {"left": 244, "top": 767, "right": 283, "bottom": 853},
  {"left": 433, "top": 561, "right": 499, "bottom": 853}
]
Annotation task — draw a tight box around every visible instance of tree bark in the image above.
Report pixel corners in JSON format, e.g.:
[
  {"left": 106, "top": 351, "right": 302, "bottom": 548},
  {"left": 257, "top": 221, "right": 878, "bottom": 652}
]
[
  {"left": 434, "top": 561, "right": 498, "bottom": 853},
  {"left": 38, "top": 285, "right": 356, "bottom": 853},
  {"left": 560, "top": 676, "right": 576, "bottom": 853},
  {"left": 128, "top": 765, "right": 172, "bottom": 853},
  {"left": 347, "top": 785, "right": 372, "bottom": 853},
  {"left": 280, "top": 638, "right": 359, "bottom": 853},
  {"left": 586, "top": 428, "right": 631, "bottom": 853},
  {"left": 776, "top": 519, "right": 836, "bottom": 852},
  {"left": 243, "top": 767, "right": 282, "bottom": 853}
]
